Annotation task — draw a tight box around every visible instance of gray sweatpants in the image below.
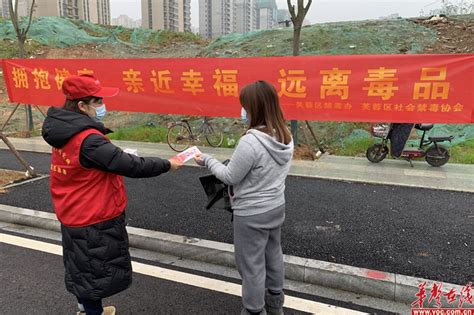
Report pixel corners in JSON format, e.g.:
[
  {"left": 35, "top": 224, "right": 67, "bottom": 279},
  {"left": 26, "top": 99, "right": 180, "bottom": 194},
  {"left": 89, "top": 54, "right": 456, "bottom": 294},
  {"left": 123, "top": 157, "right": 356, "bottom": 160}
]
[{"left": 233, "top": 204, "right": 285, "bottom": 312}]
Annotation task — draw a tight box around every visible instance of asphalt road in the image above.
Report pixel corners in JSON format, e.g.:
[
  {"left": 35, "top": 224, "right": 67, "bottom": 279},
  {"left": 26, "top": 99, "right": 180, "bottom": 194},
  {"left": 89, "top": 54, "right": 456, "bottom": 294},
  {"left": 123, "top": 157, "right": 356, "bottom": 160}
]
[
  {"left": 0, "top": 238, "right": 393, "bottom": 315},
  {"left": 0, "top": 149, "right": 473, "bottom": 285}
]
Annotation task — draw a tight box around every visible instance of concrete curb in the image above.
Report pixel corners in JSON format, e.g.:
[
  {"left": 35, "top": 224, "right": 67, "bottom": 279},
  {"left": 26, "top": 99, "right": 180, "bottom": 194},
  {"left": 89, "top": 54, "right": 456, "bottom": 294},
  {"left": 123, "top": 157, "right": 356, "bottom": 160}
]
[{"left": 0, "top": 204, "right": 466, "bottom": 306}]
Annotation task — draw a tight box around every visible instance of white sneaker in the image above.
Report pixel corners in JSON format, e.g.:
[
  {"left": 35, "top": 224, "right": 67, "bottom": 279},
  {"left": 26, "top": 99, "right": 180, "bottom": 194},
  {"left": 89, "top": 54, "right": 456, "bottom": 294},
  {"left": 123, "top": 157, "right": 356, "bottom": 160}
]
[{"left": 102, "top": 306, "right": 116, "bottom": 315}]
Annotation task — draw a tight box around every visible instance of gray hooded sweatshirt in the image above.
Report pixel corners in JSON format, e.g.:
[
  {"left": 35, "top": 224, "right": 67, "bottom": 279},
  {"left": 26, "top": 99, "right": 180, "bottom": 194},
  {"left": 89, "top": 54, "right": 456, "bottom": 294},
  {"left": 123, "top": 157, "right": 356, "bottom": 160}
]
[{"left": 202, "top": 129, "right": 294, "bottom": 216}]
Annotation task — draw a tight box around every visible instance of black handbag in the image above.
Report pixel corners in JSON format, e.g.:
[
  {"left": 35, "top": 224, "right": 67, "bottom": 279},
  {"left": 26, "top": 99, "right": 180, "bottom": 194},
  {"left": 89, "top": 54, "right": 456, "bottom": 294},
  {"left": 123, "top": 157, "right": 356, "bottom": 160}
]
[{"left": 198, "top": 159, "right": 232, "bottom": 213}]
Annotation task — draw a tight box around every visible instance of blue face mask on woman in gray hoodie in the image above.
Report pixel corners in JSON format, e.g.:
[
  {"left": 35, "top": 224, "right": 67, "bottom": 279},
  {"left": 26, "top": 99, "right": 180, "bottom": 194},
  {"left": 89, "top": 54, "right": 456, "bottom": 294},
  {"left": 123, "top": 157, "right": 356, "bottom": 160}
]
[{"left": 241, "top": 108, "right": 249, "bottom": 125}]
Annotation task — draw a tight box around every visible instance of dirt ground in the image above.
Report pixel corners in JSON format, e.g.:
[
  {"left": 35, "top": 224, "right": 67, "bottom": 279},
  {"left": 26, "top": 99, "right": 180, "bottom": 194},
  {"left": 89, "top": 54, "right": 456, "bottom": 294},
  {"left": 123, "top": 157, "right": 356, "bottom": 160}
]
[
  {"left": 0, "top": 169, "right": 27, "bottom": 187},
  {"left": 293, "top": 144, "right": 318, "bottom": 160},
  {"left": 414, "top": 15, "right": 474, "bottom": 53}
]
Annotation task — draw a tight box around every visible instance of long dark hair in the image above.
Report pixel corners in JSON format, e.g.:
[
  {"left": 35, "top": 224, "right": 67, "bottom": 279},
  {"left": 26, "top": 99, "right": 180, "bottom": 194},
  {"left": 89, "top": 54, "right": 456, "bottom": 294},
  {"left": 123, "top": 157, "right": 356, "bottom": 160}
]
[
  {"left": 239, "top": 80, "right": 292, "bottom": 145},
  {"left": 63, "top": 96, "right": 102, "bottom": 114}
]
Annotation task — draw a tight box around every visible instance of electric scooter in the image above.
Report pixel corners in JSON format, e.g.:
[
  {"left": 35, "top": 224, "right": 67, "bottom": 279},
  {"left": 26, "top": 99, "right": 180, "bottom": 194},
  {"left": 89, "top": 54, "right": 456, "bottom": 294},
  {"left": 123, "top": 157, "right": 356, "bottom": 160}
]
[{"left": 366, "top": 123, "right": 454, "bottom": 167}]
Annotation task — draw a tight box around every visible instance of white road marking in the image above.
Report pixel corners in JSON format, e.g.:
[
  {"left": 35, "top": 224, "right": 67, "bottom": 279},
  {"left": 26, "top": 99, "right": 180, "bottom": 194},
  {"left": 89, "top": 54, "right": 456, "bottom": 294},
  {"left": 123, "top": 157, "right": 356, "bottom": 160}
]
[{"left": 0, "top": 233, "right": 368, "bottom": 314}]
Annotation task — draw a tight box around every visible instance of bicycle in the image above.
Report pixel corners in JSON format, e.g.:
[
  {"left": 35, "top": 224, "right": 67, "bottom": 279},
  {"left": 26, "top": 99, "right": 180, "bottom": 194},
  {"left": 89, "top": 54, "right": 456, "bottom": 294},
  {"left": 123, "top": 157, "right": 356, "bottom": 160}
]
[{"left": 166, "top": 116, "right": 224, "bottom": 152}]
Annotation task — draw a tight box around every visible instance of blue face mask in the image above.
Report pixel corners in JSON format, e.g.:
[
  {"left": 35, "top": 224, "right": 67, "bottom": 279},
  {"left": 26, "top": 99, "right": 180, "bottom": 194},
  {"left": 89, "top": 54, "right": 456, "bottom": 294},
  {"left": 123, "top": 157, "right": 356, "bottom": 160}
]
[
  {"left": 95, "top": 104, "right": 107, "bottom": 121},
  {"left": 241, "top": 108, "right": 248, "bottom": 125}
]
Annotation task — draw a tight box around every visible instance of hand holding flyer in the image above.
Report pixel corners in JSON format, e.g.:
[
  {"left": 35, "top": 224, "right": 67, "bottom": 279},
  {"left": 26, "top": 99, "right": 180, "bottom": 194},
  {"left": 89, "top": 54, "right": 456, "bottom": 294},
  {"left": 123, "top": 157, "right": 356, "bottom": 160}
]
[{"left": 170, "top": 146, "right": 202, "bottom": 164}]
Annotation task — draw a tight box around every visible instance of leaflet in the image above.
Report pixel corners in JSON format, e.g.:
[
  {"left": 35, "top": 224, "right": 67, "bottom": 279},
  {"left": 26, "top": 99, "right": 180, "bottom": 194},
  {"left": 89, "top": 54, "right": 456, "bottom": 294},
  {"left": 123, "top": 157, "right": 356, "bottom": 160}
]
[{"left": 171, "top": 146, "right": 201, "bottom": 163}]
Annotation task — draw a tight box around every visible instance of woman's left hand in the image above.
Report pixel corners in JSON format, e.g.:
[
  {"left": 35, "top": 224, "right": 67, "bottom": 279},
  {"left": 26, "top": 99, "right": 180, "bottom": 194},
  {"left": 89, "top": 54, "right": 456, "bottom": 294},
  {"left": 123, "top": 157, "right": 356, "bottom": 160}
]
[{"left": 194, "top": 153, "right": 205, "bottom": 166}]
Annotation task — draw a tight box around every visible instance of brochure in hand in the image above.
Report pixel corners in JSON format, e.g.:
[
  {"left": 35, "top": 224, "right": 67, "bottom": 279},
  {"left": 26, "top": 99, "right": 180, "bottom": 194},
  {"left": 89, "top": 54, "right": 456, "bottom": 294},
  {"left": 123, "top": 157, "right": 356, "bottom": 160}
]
[{"left": 170, "top": 146, "right": 202, "bottom": 164}]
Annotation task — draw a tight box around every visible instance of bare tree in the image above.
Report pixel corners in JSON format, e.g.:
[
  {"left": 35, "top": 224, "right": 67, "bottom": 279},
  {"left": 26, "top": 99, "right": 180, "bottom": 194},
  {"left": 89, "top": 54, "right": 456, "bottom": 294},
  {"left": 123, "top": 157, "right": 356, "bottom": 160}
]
[
  {"left": 9, "top": 0, "right": 36, "bottom": 59},
  {"left": 0, "top": 0, "right": 38, "bottom": 178},
  {"left": 287, "top": 0, "right": 312, "bottom": 56},
  {"left": 286, "top": 0, "right": 312, "bottom": 146},
  {"left": 8, "top": 0, "right": 36, "bottom": 131}
]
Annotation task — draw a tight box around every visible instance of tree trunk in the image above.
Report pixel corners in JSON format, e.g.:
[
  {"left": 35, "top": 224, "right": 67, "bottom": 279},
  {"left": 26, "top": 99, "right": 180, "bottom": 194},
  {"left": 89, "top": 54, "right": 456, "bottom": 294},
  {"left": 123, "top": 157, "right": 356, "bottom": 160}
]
[
  {"left": 18, "top": 38, "right": 25, "bottom": 58},
  {"left": 18, "top": 36, "right": 33, "bottom": 132},
  {"left": 293, "top": 27, "right": 301, "bottom": 56},
  {"left": 287, "top": 0, "right": 313, "bottom": 147},
  {"left": 290, "top": 26, "right": 302, "bottom": 144},
  {"left": 25, "top": 105, "right": 33, "bottom": 133}
]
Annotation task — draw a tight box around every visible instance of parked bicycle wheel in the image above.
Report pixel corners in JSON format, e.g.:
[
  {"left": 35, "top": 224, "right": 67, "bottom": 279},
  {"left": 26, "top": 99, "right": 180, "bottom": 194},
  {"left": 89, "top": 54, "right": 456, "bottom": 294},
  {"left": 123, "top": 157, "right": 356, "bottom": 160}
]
[
  {"left": 205, "top": 124, "right": 224, "bottom": 147},
  {"left": 167, "top": 123, "right": 192, "bottom": 152},
  {"left": 425, "top": 145, "right": 450, "bottom": 167}
]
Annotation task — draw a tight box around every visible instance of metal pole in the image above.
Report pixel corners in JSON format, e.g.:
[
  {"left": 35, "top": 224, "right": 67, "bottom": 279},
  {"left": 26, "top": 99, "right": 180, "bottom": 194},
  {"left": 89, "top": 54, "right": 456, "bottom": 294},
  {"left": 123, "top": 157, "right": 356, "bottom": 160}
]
[
  {"left": 301, "top": 125, "right": 315, "bottom": 160},
  {"left": 1, "top": 104, "right": 20, "bottom": 131},
  {"left": 291, "top": 120, "right": 298, "bottom": 145},
  {"left": 305, "top": 120, "right": 325, "bottom": 153},
  {"left": 26, "top": 105, "right": 34, "bottom": 132},
  {"left": 34, "top": 105, "right": 47, "bottom": 118}
]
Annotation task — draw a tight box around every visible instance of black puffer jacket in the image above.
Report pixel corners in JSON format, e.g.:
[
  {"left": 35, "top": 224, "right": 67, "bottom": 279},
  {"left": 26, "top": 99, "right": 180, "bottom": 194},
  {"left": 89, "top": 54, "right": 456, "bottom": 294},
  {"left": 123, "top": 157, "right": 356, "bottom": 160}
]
[
  {"left": 42, "top": 107, "right": 171, "bottom": 300},
  {"left": 42, "top": 107, "right": 171, "bottom": 177},
  {"left": 62, "top": 214, "right": 132, "bottom": 300}
]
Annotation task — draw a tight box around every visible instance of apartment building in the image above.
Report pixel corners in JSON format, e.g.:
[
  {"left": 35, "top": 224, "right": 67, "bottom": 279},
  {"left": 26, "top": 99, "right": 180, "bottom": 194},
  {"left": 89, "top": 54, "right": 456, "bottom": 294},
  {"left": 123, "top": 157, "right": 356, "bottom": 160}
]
[
  {"left": 234, "top": 0, "right": 257, "bottom": 33},
  {"left": 112, "top": 14, "right": 141, "bottom": 28},
  {"left": 141, "top": 0, "right": 191, "bottom": 32},
  {"left": 22, "top": 0, "right": 111, "bottom": 25},
  {"left": 257, "top": 0, "right": 278, "bottom": 30},
  {"left": 1, "top": 0, "right": 31, "bottom": 19},
  {"left": 0, "top": 0, "right": 9, "bottom": 19},
  {"left": 199, "top": 0, "right": 234, "bottom": 39},
  {"left": 84, "top": 0, "right": 112, "bottom": 25}
]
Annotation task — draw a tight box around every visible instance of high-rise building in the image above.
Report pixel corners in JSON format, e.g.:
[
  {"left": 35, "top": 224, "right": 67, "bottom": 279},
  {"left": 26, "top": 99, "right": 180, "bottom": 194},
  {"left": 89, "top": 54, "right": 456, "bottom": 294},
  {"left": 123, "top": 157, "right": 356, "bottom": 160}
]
[
  {"left": 0, "top": 0, "right": 9, "bottom": 19},
  {"left": 112, "top": 14, "right": 140, "bottom": 28},
  {"left": 234, "top": 0, "right": 257, "bottom": 34},
  {"left": 1, "top": 0, "right": 31, "bottom": 19},
  {"left": 141, "top": 0, "right": 191, "bottom": 32},
  {"left": 199, "top": 0, "right": 234, "bottom": 39},
  {"left": 257, "top": 0, "right": 277, "bottom": 30},
  {"left": 86, "top": 0, "right": 112, "bottom": 25},
  {"left": 26, "top": 0, "right": 111, "bottom": 25}
]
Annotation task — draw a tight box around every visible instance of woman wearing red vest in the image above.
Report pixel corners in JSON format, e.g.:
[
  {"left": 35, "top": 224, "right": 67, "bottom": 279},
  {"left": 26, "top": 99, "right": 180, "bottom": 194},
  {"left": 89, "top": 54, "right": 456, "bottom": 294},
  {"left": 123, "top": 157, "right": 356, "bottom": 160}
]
[{"left": 41, "top": 74, "right": 182, "bottom": 315}]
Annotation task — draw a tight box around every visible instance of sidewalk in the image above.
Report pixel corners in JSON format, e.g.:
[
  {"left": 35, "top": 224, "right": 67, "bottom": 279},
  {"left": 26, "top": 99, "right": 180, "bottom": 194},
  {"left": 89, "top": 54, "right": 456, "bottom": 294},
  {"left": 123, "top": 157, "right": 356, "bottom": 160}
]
[{"left": 2, "top": 136, "right": 473, "bottom": 192}]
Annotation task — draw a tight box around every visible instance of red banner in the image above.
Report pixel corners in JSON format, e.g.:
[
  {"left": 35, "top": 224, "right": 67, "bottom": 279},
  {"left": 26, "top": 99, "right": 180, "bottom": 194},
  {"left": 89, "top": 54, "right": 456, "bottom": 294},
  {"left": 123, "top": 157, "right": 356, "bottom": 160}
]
[{"left": 2, "top": 54, "right": 473, "bottom": 123}]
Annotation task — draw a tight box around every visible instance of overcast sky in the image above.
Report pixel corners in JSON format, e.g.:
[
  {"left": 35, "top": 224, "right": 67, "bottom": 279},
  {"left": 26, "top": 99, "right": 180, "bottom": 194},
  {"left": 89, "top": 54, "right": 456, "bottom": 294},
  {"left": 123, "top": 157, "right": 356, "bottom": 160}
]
[{"left": 110, "top": 0, "right": 445, "bottom": 26}]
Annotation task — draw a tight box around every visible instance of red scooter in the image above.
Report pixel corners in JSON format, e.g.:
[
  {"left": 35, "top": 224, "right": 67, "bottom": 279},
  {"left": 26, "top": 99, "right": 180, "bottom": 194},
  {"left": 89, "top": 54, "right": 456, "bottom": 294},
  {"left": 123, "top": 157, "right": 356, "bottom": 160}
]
[{"left": 366, "top": 123, "right": 454, "bottom": 167}]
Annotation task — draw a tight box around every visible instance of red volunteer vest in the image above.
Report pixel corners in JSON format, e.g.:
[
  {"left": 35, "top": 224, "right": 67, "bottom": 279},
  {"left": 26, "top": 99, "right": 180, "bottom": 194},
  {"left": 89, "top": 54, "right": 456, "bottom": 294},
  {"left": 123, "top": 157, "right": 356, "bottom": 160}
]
[{"left": 50, "top": 129, "right": 127, "bottom": 227}]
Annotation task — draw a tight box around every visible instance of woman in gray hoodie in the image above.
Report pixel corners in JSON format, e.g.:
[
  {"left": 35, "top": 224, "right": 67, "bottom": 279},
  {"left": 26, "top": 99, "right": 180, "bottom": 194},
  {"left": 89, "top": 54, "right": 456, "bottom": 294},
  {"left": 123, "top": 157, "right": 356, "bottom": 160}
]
[{"left": 195, "top": 80, "right": 294, "bottom": 315}]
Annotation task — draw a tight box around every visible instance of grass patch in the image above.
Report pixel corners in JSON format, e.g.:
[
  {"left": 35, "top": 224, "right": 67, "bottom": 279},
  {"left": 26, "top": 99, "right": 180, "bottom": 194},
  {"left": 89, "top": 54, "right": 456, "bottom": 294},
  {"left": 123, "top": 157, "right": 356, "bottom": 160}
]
[
  {"left": 221, "top": 133, "right": 240, "bottom": 149},
  {"left": 6, "top": 129, "right": 42, "bottom": 138},
  {"left": 108, "top": 125, "right": 168, "bottom": 143},
  {"left": 107, "top": 124, "right": 242, "bottom": 150},
  {"left": 332, "top": 138, "right": 372, "bottom": 156},
  {"left": 147, "top": 30, "right": 205, "bottom": 47},
  {"left": 449, "top": 139, "right": 474, "bottom": 164},
  {"left": 116, "top": 28, "right": 133, "bottom": 42},
  {"left": 0, "top": 39, "right": 44, "bottom": 58}
]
